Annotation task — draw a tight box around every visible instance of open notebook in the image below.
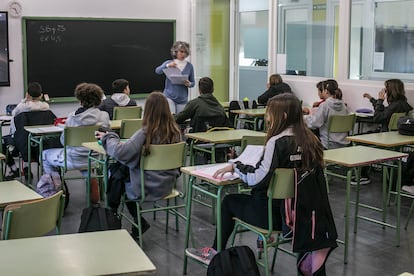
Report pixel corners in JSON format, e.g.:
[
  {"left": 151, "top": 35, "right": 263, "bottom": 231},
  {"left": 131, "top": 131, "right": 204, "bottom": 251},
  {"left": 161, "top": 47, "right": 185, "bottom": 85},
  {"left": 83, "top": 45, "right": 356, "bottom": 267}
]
[{"left": 192, "top": 145, "right": 264, "bottom": 181}]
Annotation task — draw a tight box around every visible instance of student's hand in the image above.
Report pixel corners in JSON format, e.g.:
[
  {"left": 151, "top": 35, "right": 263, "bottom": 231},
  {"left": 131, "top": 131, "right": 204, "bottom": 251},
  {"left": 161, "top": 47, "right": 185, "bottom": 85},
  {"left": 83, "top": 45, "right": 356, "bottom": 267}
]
[
  {"left": 302, "top": 107, "right": 310, "bottom": 114},
  {"left": 94, "top": 131, "right": 107, "bottom": 141},
  {"left": 167, "top": 61, "right": 176, "bottom": 68},
  {"left": 184, "top": 80, "right": 191, "bottom": 87},
  {"left": 363, "top": 93, "right": 372, "bottom": 100},
  {"left": 213, "top": 164, "right": 234, "bottom": 179},
  {"left": 378, "top": 89, "right": 386, "bottom": 100}
]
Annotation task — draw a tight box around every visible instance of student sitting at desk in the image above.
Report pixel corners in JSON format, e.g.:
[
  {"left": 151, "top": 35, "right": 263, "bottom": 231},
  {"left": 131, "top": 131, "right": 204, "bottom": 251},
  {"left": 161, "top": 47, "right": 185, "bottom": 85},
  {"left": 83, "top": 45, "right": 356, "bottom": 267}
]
[
  {"left": 358, "top": 79, "right": 413, "bottom": 186},
  {"left": 175, "top": 77, "right": 231, "bottom": 132},
  {"left": 363, "top": 78, "right": 413, "bottom": 132},
  {"left": 98, "top": 78, "right": 137, "bottom": 119},
  {"left": 186, "top": 93, "right": 337, "bottom": 275},
  {"left": 257, "top": 73, "right": 291, "bottom": 105},
  {"left": 3, "top": 82, "right": 51, "bottom": 180},
  {"left": 95, "top": 92, "right": 182, "bottom": 240},
  {"left": 303, "top": 81, "right": 327, "bottom": 115},
  {"left": 304, "top": 79, "right": 349, "bottom": 149},
  {"left": 42, "top": 83, "right": 110, "bottom": 175}
]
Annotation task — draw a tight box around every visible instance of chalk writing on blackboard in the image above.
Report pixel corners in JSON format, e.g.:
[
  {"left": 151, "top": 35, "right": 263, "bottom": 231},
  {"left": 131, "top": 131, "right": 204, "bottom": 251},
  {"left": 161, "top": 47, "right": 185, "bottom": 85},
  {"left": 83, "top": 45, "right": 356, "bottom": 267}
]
[{"left": 39, "top": 24, "right": 66, "bottom": 43}]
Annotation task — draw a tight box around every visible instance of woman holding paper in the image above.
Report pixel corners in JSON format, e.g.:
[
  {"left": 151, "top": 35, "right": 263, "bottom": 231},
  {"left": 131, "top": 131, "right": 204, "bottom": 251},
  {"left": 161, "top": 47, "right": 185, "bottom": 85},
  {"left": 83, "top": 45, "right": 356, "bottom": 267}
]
[
  {"left": 186, "top": 94, "right": 337, "bottom": 276},
  {"left": 155, "top": 41, "right": 195, "bottom": 114}
]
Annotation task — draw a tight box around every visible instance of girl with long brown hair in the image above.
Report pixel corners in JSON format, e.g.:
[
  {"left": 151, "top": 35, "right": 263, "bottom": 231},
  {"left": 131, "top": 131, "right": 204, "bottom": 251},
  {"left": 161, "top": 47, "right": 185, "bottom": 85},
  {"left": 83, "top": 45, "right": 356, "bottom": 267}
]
[
  {"left": 186, "top": 93, "right": 337, "bottom": 275},
  {"left": 96, "top": 91, "right": 181, "bottom": 238}
]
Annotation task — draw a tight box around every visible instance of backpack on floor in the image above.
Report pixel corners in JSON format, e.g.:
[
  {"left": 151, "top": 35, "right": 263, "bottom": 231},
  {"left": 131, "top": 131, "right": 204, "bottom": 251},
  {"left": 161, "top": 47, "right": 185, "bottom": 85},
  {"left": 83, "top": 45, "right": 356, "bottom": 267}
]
[
  {"left": 207, "top": 246, "right": 260, "bottom": 276},
  {"left": 78, "top": 205, "right": 121, "bottom": 233}
]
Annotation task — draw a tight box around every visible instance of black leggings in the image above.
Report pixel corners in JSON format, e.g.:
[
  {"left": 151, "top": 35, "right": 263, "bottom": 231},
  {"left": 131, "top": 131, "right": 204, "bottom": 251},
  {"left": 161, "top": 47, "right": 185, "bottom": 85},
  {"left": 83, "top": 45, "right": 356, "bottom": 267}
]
[{"left": 212, "top": 193, "right": 283, "bottom": 250}]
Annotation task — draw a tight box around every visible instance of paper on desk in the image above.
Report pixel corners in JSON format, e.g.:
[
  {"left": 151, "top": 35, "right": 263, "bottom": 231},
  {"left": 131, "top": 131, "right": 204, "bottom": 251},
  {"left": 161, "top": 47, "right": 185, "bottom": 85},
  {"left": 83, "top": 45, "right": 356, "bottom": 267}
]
[
  {"left": 163, "top": 67, "right": 188, "bottom": 85},
  {"left": 229, "top": 145, "right": 264, "bottom": 166},
  {"left": 192, "top": 163, "right": 239, "bottom": 181},
  {"left": 0, "top": 115, "right": 12, "bottom": 121},
  {"left": 36, "top": 126, "right": 64, "bottom": 132}
]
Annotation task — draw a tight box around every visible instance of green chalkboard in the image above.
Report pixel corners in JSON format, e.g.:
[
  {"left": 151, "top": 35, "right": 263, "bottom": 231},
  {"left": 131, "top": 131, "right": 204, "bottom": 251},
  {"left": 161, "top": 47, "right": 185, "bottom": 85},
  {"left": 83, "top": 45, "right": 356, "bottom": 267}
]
[{"left": 23, "top": 18, "right": 175, "bottom": 101}]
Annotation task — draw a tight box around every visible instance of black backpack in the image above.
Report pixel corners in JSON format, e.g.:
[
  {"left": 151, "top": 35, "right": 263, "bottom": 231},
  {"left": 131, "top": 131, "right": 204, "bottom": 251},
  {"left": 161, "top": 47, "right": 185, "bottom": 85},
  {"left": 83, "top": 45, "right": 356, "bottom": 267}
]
[
  {"left": 78, "top": 205, "right": 121, "bottom": 232},
  {"left": 397, "top": 116, "right": 414, "bottom": 136},
  {"left": 207, "top": 246, "right": 260, "bottom": 276}
]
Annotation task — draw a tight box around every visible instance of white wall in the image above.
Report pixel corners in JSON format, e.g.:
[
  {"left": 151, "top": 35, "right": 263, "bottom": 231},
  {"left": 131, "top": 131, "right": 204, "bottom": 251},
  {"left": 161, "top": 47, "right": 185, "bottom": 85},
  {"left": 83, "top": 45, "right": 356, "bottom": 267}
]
[
  {"left": 0, "top": 0, "right": 190, "bottom": 117},
  {"left": 284, "top": 76, "right": 414, "bottom": 112}
]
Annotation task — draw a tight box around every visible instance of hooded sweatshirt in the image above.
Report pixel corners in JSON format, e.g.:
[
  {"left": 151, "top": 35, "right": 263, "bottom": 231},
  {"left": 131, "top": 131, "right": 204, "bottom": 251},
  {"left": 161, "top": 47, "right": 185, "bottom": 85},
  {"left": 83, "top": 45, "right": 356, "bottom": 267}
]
[
  {"left": 175, "top": 93, "right": 230, "bottom": 131},
  {"left": 60, "top": 107, "right": 110, "bottom": 165},
  {"left": 257, "top": 82, "right": 292, "bottom": 105},
  {"left": 307, "top": 97, "right": 348, "bottom": 149},
  {"left": 98, "top": 93, "right": 137, "bottom": 119},
  {"left": 369, "top": 97, "right": 413, "bottom": 131}
]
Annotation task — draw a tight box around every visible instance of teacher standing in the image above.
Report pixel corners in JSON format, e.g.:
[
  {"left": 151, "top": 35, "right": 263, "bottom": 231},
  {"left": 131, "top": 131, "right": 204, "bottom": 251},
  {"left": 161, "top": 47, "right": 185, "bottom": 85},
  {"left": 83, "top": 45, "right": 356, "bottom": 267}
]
[{"left": 155, "top": 41, "right": 195, "bottom": 114}]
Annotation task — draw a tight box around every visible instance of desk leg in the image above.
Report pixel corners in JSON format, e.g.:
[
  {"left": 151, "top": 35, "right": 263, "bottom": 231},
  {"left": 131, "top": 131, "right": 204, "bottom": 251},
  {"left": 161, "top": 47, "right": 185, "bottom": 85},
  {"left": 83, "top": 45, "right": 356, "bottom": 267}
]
[
  {"left": 183, "top": 176, "right": 195, "bottom": 275},
  {"left": 353, "top": 167, "right": 362, "bottom": 233},
  {"left": 103, "top": 155, "right": 109, "bottom": 208},
  {"left": 87, "top": 150, "right": 92, "bottom": 207},
  {"left": 216, "top": 186, "right": 223, "bottom": 252},
  {"left": 189, "top": 140, "right": 195, "bottom": 166},
  {"left": 344, "top": 168, "right": 352, "bottom": 264},
  {"left": 396, "top": 160, "right": 402, "bottom": 247},
  {"left": 382, "top": 164, "right": 388, "bottom": 228}
]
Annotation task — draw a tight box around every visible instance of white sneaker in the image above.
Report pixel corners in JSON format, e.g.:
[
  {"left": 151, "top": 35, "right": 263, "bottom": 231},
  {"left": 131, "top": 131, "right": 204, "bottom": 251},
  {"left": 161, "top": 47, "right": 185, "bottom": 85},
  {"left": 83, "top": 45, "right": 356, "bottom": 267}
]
[
  {"left": 402, "top": 185, "right": 414, "bottom": 194},
  {"left": 350, "top": 177, "right": 371, "bottom": 185}
]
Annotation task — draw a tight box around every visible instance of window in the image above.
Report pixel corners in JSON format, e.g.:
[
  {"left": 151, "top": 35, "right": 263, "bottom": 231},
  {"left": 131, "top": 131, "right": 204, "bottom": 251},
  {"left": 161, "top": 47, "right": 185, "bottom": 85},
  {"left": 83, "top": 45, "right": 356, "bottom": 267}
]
[
  {"left": 350, "top": 0, "right": 414, "bottom": 81},
  {"left": 277, "top": 0, "right": 339, "bottom": 78}
]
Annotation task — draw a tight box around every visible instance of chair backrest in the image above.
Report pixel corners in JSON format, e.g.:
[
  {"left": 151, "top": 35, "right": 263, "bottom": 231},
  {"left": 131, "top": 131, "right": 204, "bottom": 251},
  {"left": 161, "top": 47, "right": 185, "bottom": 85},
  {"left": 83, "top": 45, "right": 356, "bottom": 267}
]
[
  {"left": 113, "top": 106, "right": 142, "bottom": 120},
  {"left": 240, "top": 135, "right": 266, "bottom": 151},
  {"left": 1, "top": 191, "right": 65, "bottom": 240},
  {"left": 63, "top": 125, "right": 100, "bottom": 147},
  {"left": 141, "top": 142, "right": 186, "bottom": 171},
  {"left": 63, "top": 125, "right": 100, "bottom": 170},
  {"left": 13, "top": 110, "right": 57, "bottom": 161},
  {"left": 191, "top": 114, "right": 232, "bottom": 133},
  {"left": 327, "top": 113, "right": 356, "bottom": 149},
  {"left": 388, "top": 112, "right": 406, "bottom": 131},
  {"left": 267, "top": 168, "right": 295, "bottom": 200},
  {"left": 120, "top": 119, "right": 143, "bottom": 139}
]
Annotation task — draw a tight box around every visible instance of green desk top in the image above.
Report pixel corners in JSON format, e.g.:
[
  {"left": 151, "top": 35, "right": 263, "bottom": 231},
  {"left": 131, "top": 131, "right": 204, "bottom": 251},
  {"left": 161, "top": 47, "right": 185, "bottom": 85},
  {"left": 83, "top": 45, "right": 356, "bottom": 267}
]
[
  {"left": 0, "top": 180, "right": 42, "bottom": 207},
  {"left": 324, "top": 145, "right": 408, "bottom": 167},
  {"left": 347, "top": 131, "right": 414, "bottom": 147},
  {"left": 230, "top": 108, "right": 266, "bottom": 116},
  {"left": 185, "top": 129, "right": 265, "bottom": 144},
  {"left": 0, "top": 230, "right": 156, "bottom": 275}
]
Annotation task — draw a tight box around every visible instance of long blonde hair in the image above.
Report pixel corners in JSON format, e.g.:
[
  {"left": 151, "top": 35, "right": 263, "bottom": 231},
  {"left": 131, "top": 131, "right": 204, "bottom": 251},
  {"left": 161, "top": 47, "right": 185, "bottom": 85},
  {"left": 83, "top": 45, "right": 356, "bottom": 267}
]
[
  {"left": 142, "top": 92, "right": 181, "bottom": 155},
  {"left": 266, "top": 93, "right": 324, "bottom": 170}
]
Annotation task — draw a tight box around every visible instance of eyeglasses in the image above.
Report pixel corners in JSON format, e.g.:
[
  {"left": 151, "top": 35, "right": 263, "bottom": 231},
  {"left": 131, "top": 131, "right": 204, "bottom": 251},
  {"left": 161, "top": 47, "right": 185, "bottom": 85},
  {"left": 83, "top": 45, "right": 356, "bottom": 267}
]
[{"left": 178, "top": 50, "right": 186, "bottom": 53}]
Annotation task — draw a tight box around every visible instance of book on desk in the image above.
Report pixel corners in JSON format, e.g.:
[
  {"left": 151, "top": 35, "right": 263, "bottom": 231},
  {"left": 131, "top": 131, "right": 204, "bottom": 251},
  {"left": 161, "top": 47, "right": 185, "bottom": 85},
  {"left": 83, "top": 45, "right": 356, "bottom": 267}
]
[{"left": 192, "top": 145, "right": 264, "bottom": 181}]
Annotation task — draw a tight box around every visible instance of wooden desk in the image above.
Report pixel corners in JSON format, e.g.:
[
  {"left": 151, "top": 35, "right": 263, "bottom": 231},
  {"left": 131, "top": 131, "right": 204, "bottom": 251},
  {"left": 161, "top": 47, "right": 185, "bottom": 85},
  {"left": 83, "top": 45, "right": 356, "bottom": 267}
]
[
  {"left": 0, "top": 115, "right": 11, "bottom": 154},
  {"left": 324, "top": 145, "right": 407, "bottom": 264},
  {"left": 0, "top": 229, "right": 156, "bottom": 275},
  {"left": 230, "top": 108, "right": 266, "bottom": 130},
  {"left": 355, "top": 112, "right": 375, "bottom": 134},
  {"left": 25, "top": 125, "right": 64, "bottom": 185},
  {"left": 347, "top": 131, "right": 414, "bottom": 148},
  {"left": 182, "top": 164, "right": 242, "bottom": 273},
  {"left": 0, "top": 180, "right": 42, "bottom": 208},
  {"left": 185, "top": 129, "right": 265, "bottom": 164}
]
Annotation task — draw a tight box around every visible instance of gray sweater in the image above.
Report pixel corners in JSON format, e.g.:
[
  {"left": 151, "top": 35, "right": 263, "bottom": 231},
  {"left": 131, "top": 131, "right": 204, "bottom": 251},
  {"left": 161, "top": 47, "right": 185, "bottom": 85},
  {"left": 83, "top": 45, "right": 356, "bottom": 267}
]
[
  {"left": 102, "top": 128, "right": 180, "bottom": 201},
  {"left": 307, "top": 97, "right": 349, "bottom": 149}
]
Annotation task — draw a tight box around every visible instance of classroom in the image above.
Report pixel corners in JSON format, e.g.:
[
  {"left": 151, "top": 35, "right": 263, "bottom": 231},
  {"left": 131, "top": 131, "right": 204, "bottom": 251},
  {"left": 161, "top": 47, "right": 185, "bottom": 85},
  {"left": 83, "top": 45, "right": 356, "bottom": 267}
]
[{"left": 1, "top": 0, "right": 414, "bottom": 275}]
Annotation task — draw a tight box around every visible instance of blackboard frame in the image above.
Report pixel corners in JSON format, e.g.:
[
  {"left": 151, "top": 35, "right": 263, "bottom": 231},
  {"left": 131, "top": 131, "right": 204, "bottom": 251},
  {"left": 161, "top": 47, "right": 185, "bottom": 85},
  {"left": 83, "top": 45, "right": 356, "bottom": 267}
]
[{"left": 23, "top": 17, "right": 176, "bottom": 103}]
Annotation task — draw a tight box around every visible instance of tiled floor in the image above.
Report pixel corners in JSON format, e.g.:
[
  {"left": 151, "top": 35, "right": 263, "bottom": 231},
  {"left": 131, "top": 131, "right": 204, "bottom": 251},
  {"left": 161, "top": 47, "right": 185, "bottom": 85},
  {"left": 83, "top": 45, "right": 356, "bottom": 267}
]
[{"left": 4, "top": 168, "right": 414, "bottom": 275}]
